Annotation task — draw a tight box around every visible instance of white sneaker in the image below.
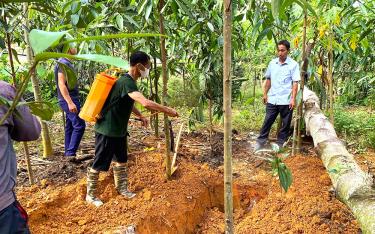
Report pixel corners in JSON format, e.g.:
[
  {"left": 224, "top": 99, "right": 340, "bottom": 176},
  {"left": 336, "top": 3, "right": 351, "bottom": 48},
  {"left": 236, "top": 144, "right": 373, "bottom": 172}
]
[
  {"left": 119, "top": 190, "right": 136, "bottom": 199},
  {"left": 271, "top": 142, "right": 286, "bottom": 152},
  {"left": 254, "top": 142, "right": 265, "bottom": 152},
  {"left": 86, "top": 195, "right": 103, "bottom": 207}
]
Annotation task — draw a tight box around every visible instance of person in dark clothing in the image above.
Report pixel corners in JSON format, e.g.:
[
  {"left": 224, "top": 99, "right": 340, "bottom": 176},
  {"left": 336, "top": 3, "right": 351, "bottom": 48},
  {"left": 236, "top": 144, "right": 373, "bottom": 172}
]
[
  {"left": 0, "top": 81, "right": 41, "bottom": 234},
  {"left": 54, "top": 46, "right": 85, "bottom": 157},
  {"left": 255, "top": 40, "right": 300, "bottom": 151},
  {"left": 86, "top": 51, "right": 179, "bottom": 207}
]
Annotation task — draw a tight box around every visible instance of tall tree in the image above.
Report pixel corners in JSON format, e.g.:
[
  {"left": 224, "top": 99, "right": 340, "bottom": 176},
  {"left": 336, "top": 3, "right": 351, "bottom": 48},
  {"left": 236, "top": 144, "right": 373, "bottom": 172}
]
[
  {"left": 294, "top": 8, "right": 308, "bottom": 155},
  {"left": 223, "top": 0, "right": 233, "bottom": 233},
  {"left": 158, "top": 0, "right": 172, "bottom": 179},
  {"left": 23, "top": 3, "right": 53, "bottom": 158}
]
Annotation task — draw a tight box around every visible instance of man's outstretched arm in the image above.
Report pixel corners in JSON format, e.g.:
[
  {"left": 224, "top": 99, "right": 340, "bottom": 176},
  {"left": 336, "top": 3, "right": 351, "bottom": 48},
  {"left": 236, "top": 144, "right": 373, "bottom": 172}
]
[{"left": 128, "top": 91, "right": 178, "bottom": 117}]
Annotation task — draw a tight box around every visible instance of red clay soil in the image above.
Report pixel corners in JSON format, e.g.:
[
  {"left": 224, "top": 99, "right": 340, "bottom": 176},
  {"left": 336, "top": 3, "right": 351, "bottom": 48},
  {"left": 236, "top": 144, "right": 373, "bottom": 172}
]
[
  {"left": 194, "top": 156, "right": 359, "bottom": 234},
  {"left": 17, "top": 133, "right": 361, "bottom": 233},
  {"left": 18, "top": 150, "right": 225, "bottom": 234},
  {"left": 234, "top": 156, "right": 359, "bottom": 233}
]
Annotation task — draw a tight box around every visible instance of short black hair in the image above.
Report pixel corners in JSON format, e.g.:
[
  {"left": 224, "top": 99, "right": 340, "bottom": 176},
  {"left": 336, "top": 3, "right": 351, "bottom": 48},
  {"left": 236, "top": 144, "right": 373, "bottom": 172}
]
[
  {"left": 277, "top": 40, "right": 290, "bottom": 50},
  {"left": 130, "top": 51, "right": 150, "bottom": 66}
]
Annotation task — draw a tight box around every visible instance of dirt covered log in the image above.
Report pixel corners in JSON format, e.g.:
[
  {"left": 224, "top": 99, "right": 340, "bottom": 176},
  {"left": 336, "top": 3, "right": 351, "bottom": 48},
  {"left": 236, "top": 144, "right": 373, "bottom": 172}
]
[{"left": 303, "top": 87, "right": 375, "bottom": 233}]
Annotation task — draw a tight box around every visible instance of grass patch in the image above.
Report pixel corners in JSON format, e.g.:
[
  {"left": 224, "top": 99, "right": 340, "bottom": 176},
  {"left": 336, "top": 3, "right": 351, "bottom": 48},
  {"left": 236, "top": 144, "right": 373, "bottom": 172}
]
[{"left": 334, "top": 106, "right": 375, "bottom": 149}]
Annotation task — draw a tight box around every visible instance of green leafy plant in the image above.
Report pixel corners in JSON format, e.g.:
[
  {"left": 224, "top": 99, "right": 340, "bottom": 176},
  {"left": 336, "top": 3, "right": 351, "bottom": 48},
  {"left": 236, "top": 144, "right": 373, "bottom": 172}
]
[
  {"left": 271, "top": 156, "right": 293, "bottom": 192},
  {"left": 256, "top": 146, "right": 293, "bottom": 193}
]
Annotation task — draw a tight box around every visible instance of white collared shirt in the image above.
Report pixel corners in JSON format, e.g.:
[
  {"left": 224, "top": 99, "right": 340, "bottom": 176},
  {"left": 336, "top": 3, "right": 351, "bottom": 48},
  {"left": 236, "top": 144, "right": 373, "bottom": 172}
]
[{"left": 265, "top": 56, "right": 300, "bottom": 105}]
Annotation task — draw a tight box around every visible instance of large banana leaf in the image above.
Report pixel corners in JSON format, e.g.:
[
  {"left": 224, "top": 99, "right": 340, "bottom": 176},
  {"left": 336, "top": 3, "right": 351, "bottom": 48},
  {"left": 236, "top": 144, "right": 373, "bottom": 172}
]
[
  {"left": 35, "top": 52, "right": 129, "bottom": 69},
  {"left": 29, "top": 29, "right": 165, "bottom": 55}
]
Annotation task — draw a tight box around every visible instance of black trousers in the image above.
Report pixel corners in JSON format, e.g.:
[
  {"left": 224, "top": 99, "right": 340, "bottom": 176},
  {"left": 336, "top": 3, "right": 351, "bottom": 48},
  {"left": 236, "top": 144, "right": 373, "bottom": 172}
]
[
  {"left": 257, "top": 103, "right": 293, "bottom": 145},
  {"left": 92, "top": 132, "right": 127, "bottom": 171}
]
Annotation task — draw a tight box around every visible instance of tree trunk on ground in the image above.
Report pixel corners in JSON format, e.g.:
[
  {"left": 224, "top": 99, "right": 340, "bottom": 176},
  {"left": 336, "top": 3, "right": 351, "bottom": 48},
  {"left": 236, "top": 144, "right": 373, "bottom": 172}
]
[
  {"left": 159, "top": 0, "right": 171, "bottom": 179},
  {"left": 24, "top": 3, "right": 53, "bottom": 158},
  {"left": 303, "top": 87, "right": 375, "bottom": 233},
  {"left": 223, "top": 0, "right": 233, "bottom": 233}
]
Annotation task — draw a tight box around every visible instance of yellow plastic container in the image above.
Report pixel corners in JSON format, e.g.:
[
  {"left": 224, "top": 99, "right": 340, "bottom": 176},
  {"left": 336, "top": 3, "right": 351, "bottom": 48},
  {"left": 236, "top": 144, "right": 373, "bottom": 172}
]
[{"left": 79, "top": 72, "right": 117, "bottom": 122}]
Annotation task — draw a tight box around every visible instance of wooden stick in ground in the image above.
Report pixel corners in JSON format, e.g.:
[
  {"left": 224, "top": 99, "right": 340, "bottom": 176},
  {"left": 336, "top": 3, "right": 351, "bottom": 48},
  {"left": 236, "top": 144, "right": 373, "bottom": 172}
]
[
  {"left": 171, "top": 123, "right": 184, "bottom": 175},
  {"left": 303, "top": 87, "right": 375, "bottom": 233},
  {"left": 291, "top": 114, "right": 298, "bottom": 156},
  {"left": 23, "top": 142, "right": 34, "bottom": 185}
]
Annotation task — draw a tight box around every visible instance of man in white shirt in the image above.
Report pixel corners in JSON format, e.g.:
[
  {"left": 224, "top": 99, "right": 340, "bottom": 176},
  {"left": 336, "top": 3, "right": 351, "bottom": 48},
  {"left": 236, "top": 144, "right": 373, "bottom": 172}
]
[{"left": 255, "top": 40, "right": 300, "bottom": 151}]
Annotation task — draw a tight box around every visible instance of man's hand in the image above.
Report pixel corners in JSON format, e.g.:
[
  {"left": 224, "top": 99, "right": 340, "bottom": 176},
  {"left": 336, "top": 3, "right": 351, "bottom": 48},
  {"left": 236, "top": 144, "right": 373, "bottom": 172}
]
[
  {"left": 289, "top": 98, "right": 295, "bottom": 110},
  {"left": 262, "top": 94, "right": 268, "bottom": 105},
  {"left": 140, "top": 116, "right": 149, "bottom": 128},
  {"left": 68, "top": 102, "right": 78, "bottom": 113}
]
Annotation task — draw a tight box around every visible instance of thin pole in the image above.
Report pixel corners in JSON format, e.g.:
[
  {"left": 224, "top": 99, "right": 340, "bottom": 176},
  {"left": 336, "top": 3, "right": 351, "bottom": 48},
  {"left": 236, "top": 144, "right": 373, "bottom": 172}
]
[{"left": 223, "top": 0, "right": 233, "bottom": 233}]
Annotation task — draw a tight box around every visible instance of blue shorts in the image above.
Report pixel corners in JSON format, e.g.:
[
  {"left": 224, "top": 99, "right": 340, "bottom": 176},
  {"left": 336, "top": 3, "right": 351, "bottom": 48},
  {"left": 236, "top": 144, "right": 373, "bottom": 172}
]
[{"left": 0, "top": 201, "right": 30, "bottom": 234}]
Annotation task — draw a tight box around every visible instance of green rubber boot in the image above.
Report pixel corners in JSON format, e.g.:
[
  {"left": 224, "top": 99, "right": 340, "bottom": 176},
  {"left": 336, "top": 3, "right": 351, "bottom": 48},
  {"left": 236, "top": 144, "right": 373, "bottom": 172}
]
[
  {"left": 86, "top": 168, "right": 103, "bottom": 207},
  {"left": 113, "top": 165, "right": 136, "bottom": 199}
]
